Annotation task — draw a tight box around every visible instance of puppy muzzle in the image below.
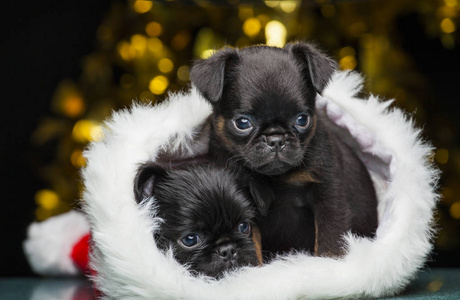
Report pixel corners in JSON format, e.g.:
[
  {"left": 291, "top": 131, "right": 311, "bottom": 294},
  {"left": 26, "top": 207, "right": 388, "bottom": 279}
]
[
  {"left": 218, "top": 243, "right": 237, "bottom": 262},
  {"left": 264, "top": 134, "right": 286, "bottom": 152}
]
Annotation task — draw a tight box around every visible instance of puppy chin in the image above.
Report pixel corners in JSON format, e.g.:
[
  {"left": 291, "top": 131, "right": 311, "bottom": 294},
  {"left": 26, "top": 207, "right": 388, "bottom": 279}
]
[
  {"left": 245, "top": 150, "right": 302, "bottom": 175},
  {"left": 253, "top": 160, "right": 294, "bottom": 176},
  {"left": 197, "top": 252, "right": 259, "bottom": 278}
]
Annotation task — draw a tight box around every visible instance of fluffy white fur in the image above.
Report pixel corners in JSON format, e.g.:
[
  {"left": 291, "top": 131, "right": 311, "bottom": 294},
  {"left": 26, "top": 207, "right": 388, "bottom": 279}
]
[
  {"left": 81, "top": 71, "right": 439, "bottom": 299},
  {"left": 23, "top": 210, "right": 90, "bottom": 276}
]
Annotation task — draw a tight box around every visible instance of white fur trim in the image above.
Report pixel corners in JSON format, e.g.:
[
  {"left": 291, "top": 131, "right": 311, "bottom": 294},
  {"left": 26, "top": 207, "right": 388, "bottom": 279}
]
[
  {"left": 23, "top": 210, "right": 90, "bottom": 276},
  {"left": 82, "top": 73, "right": 439, "bottom": 299}
]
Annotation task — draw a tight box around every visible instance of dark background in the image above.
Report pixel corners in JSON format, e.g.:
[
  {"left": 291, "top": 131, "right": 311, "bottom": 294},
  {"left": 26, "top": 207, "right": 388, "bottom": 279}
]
[
  {"left": 1, "top": 0, "right": 459, "bottom": 277},
  {"left": 2, "top": 0, "right": 113, "bottom": 276}
]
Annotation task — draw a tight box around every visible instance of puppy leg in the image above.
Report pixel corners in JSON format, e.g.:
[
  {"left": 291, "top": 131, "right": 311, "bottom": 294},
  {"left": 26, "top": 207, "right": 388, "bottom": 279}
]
[{"left": 313, "top": 193, "right": 351, "bottom": 257}]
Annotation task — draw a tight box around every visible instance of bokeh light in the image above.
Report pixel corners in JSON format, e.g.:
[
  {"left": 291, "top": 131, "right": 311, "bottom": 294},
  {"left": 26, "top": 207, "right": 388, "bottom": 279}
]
[
  {"left": 450, "top": 202, "right": 460, "bottom": 219},
  {"left": 35, "top": 189, "right": 60, "bottom": 211},
  {"left": 279, "top": 1, "right": 299, "bottom": 13},
  {"left": 133, "top": 0, "right": 153, "bottom": 14},
  {"left": 265, "top": 1, "right": 278, "bottom": 8},
  {"left": 147, "top": 37, "right": 164, "bottom": 55},
  {"left": 201, "top": 49, "right": 216, "bottom": 59},
  {"left": 243, "top": 18, "right": 261, "bottom": 37},
  {"left": 146, "top": 22, "right": 162, "bottom": 37},
  {"left": 32, "top": 0, "right": 460, "bottom": 264},
  {"left": 440, "top": 18, "right": 456, "bottom": 34},
  {"left": 131, "top": 34, "right": 147, "bottom": 55},
  {"left": 118, "top": 41, "right": 135, "bottom": 61},
  {"left": 265, "top": 20, "right": 286, "bottom": 47},
  {"left": 63, "top": 96, "right": 85, "bottom": 118},
  {"left": 177, "top": 65, "right": 190, "bottom": 82},
  {"left": 72, "top": 120, "right": 103, "bottom": 143},
  {"left": 436, "top": 148, "right": 449, "bottom": 164},
  {"left": 149, "top": 75, "right": 169, "bottom": 95},
  {"left": 71, "top": 149, "right": 86, "bottom": 168},
  {"left": 158, "top": 58, "right": 174, "bottom": 73}
]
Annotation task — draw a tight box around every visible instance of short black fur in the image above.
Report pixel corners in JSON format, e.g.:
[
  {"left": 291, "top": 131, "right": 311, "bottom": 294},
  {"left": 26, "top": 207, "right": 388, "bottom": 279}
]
[
  {"left": 191, "top": 42, "right": 378, "bottom": 258},
  {"left": 134, "top": 163, "right": 259, "bottom": 278}
]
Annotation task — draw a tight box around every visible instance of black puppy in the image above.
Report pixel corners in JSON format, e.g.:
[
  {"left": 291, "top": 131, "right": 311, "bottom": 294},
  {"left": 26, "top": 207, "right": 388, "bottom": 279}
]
[
  {"left": 134, "top": 163, "right": 261, "bottom": 278},
  {"left": 190, "top": 42, "right": 378, "bottom": 258}
]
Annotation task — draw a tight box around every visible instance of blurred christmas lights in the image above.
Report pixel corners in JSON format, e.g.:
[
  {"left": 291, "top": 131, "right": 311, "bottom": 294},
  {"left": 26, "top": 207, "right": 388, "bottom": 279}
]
[{"left": 32, "top": 0, "right": 460, "bottom": 256}]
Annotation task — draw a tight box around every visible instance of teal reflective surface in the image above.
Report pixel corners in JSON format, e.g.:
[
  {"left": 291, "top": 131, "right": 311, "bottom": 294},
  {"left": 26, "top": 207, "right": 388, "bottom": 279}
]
[
  {"left": 0, "top": 269, "right": 459, "bottom": 299},
  {"left": 0, "top": 277, "right": 96, "bottom": 300}
]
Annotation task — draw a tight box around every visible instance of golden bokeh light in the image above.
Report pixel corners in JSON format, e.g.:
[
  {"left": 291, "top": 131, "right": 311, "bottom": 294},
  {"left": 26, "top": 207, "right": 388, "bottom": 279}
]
[
  {"left": 435, "top": 148, "right": 449, "bottom": 164},
  {"left": 440, "top": 18, "right": 456, "bottom": 33},
  {"left": 339, "top": 55, "right": 357, "bottom": 70},
  {"left": 35, "top": 189, "right": 60, "bottom": 211},
  {"left": 279, "top": 1, "right": 299, "bottom": 13},
  {"left": 71, "top": 149, "right": 86, "bottom": 168},
  {"left": 450, "top": 202, "right": 460, "bottom": 219},
  {"left": 149, "top": 75, "right": 169, "bottom": 95},
  {"left": 72, "top": 119, "right": 103, "bottom": 143},
  {"left": 145, "top": 22, "right": 162, "bottom": 37},
  {"left": 133, "top": 0, "right": 153, "bottom": 14},
  {"left": 63, "top": 95, "right": 86, "bottom": 118},
  {"left": 52, "top": 81, "right": 86, "bottom": 118},
  {"left": 201, "top": 49, "right": 216, "bottom": 59},
  {"left": 131, "top": 34, "right": 147, "bottom": 54},
  {"left": 118, "top": 41, "right": 135, "bottom": 61},
  {"left": 147, "top": 37, "right": 164, "bottom": 55},
  {"left": 265, "top": 20, "right": 287, "bottom": 47},
  {"left": 438, "top": 5, "right": 458, "bottom": 18},
  {"left": 158, "top": 58, "right": 174, "bottom": 73},
  {"left": 264, "top": 1, "right": 279, "bottom": 8},
  {"left": 177, "top": 65, "right": 190, "bottom": 82},
  {"left": 444, "top": 0, "right": 458, "bottom": 7},
  {"left": 243, "top": 18, "right": 262, "bottom": 37}
]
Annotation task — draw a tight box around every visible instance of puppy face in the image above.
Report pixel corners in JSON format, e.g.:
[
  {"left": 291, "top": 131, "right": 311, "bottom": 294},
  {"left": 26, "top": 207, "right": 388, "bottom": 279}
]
[
  {"left": 134, "top": 164, "right": 259, "bottom": 278},
  {"left": 191, "top": 43, "right": 337, "bottom": 175}
]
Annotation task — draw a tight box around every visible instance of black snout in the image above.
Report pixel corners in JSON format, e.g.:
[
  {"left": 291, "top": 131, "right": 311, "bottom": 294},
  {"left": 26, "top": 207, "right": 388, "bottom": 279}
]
[
  {"left": 265, "top": 135, "right": 286, "bottom": 152},
  {"left": 218, "top": 244, "right": 236, "bottom": 262}
]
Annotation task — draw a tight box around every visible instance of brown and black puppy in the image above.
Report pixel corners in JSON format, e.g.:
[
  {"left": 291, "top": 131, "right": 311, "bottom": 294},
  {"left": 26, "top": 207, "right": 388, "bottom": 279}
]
[
  {"left": 190, "top": 42, "right": 378, "bottom": 258},
  {"left": 134, "top": 163, "right": 262, "bottom": 278}
]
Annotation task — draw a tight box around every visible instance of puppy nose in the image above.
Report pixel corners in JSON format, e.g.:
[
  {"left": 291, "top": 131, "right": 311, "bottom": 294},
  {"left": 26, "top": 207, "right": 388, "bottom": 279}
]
[
  {"left": 218, "top": 244, "right": 236, "bottom": 262},
  {"left": 266, "top": 135, "right": 286, "bottom": 152}
]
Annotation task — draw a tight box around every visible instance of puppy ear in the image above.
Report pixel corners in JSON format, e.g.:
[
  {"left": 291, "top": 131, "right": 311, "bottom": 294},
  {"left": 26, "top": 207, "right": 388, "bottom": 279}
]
[
  {"left": 190, "top": 47, "right": 239, "bottom": 103},
  {"left": 284, "top": 42, "right": 338, "bottom": 95},
  {"left": 133, "top": 164, "right": 166, "bottom": 203},
  {"left": 249, "top": 179, "right": 274, "bottom": 217}
]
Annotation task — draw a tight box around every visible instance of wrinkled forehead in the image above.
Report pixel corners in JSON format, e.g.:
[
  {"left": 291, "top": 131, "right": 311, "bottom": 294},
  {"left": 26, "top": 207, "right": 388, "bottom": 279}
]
[{"left": 234, "top": 55, "right": 309, "bottom": 116}]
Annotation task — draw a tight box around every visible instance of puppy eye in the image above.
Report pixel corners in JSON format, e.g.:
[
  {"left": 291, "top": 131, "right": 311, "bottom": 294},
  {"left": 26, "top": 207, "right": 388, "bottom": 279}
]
[
  {"left": 295, "top": 114, "right": 310, "bottom": 128},
  {"left": 179, "top": 233, "right": 202, "bottom": 248},
  {"left": 234, "top": 117, "right": 253, "bottom": 131},
  {"left": 238, "top": 222, "right": 251, "bottom": 236}
]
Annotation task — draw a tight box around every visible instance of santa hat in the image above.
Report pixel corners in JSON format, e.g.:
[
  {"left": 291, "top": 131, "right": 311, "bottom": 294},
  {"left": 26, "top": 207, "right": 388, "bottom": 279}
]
[
  {"left": 23, "top": 210, "right": 90, "bottom": 276},
  {"left": 24, "top": 71, "right": 439, "bottom": 299}
]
